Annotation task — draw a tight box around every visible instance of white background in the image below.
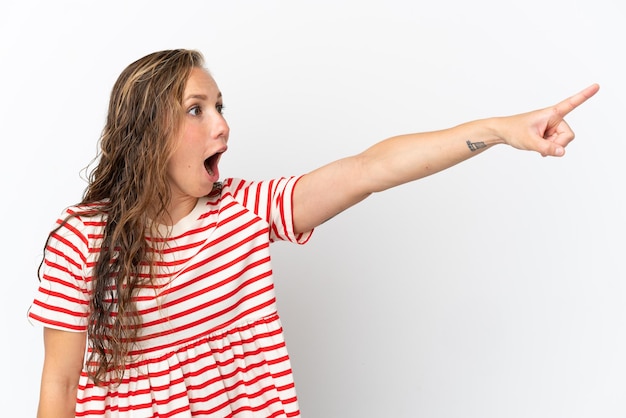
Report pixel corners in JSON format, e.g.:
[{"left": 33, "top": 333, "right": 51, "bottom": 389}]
[{"left": 1, "top": 1, "right": 624, "bottom": 417}]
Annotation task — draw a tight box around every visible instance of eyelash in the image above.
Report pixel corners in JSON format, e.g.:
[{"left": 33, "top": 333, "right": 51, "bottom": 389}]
[{"left": 188, "top": 104, "right": 225, "bottom": 116}]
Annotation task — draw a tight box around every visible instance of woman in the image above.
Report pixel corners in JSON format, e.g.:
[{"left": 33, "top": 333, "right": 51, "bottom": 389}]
[{"left": 29, "top": 49, "right": 598, "bottom": 417}]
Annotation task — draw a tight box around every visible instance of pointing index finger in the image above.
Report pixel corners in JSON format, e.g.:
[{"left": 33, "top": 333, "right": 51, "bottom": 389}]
[{"left": 554, "top": 83, "right": 600, "bottom": 117}]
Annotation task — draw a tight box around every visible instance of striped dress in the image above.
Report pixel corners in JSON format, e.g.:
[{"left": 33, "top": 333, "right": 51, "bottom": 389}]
[{"left": 28, "top": 176, "right": 312, "bottom": 417}]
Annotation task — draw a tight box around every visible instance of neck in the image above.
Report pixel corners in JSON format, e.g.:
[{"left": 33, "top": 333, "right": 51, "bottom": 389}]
[{"left": 163, "top": 196, "right": 198, "bottom": 226}]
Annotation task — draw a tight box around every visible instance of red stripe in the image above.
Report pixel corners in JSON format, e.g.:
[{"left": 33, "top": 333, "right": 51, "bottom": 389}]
[
  {"left": 28, "top": 312, "right": 85, "bottom": 331},
  {"left": 278, "top": 185, "right": 289, "bottom": 241},
  {"left": 31, "top": 299, "right": 88, "bottom": 318},
  {"left": 79, "top": 322, "right": 290, "bottom": 389},
  {"left": 57, "top": 215, "right": 90, "bottom": 246},
  {"left": 137, "top": 267, "right": 273, "bottom": 331},
  {"left": 129, "top": 289, "right": 277, "bottom": 354},
  {"left": 45, "top": 243, "right": 85, "bottom": 272},
  {"left": 265, "top": 179, "right": 275, "bottom": 222},
  {"left": 34, "top": 284, "right": 88, "bottom": 306},
  {"left": 161, "top": 239, "right": 268, "bottom": 300}
]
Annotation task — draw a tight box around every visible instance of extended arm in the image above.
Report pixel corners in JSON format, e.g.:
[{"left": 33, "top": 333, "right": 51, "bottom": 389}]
[
  {"left": 292, "top": 84, "right": 599, "bottom": 233},
  {"left": 37, "top": 328, "right": 86, "bottom": 418}
]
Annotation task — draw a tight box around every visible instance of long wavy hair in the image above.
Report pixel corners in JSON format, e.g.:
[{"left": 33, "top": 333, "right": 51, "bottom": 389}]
[{"left": 42, "top": 49, "right": 206, "bottom": 385}]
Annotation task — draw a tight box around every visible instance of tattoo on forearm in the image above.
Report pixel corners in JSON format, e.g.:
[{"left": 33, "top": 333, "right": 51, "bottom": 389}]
[{"left": 466, "top": 140, "right": 487, "bottom": 152}]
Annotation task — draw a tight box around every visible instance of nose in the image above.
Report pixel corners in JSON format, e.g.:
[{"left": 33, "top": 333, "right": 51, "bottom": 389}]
[{"left": 213, "top": 113, "right": 229, "bottom": 143}]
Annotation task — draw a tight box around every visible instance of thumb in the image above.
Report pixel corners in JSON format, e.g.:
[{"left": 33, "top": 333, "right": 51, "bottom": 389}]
[{"left": 539, "top": 135, "right": 565, "bottom": 157}]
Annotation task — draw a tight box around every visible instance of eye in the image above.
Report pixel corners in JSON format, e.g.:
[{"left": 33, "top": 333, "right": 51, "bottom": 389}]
[
  {"left": 216, "top": 103, "right": 225, "bottom": 115},
  {"left": 187, "top": 105, "right": 202, "bottom": 116}
]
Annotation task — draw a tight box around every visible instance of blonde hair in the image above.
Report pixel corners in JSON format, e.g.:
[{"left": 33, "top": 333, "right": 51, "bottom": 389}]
[{"left": 52, "top": 49, "right": 205, "bottom": 384}]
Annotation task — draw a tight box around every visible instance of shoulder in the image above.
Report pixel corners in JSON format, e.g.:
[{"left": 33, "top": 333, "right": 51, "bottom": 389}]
[
  {"left": 218, "top": 177, "right": 302, "bottom": 198},
  {"left": 49, "top": 202, "right": 107, "bottom": 249}
]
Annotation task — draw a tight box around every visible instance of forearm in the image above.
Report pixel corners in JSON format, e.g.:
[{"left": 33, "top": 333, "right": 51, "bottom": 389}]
[
  {"left": 358, "top": 117, "right": 504, "bottom": 192},
  {"left": 292, "top": 117, "right": 504, "bottom": 233},
  {"left": 37, "top": 328, "right": 85, "bottom": 418}
]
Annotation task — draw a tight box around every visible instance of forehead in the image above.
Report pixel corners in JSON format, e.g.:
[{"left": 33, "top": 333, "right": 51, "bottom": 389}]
[{"left": 184, "top": 67, "right": 219, "bottom": 97}]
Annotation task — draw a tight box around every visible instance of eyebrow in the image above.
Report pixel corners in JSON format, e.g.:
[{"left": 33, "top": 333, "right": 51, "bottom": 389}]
[{"left": 185, "top": 92, "right": 223, "bottom": 102}]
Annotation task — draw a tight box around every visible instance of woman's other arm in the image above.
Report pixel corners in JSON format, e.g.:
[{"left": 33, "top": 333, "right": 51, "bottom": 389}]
[{"left": 37, "top": 328, "right": 86, "bottom": 418}]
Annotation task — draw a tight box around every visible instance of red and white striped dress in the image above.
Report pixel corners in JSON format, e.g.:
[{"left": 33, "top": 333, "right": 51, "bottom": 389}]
[{"left": 29, "top": 176, "right": 312, "bottom": 417}]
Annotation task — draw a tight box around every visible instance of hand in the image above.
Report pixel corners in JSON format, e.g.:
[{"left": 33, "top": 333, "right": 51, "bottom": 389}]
[{"left": 500, "top": 83, "right": 600, "bottom": 157}]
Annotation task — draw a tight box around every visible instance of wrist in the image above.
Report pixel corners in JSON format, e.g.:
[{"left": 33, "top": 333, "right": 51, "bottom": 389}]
[{"left": 482, "top": 117, "right": 507, "bottom": 146}]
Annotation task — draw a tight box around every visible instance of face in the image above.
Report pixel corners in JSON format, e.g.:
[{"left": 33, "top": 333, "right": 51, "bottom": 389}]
[{"left": 166, "top": 67, "right": 229, "bottom": 215}]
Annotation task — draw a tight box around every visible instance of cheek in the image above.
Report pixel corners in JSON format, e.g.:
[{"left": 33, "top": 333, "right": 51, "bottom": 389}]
[
  {"left": 170, "top": 123, "right": 210, "bottom": 172},
  {"left": 179, "top": 130, "right": 206, "bottom": 156},
  {"left": 168, "top": 132, "right": 199, "bottom": 171},
  {"left": 166, "top": 146, "right": 188, "bottom": 176},
  {"left": 168, "top": 151, "right": 194, "bottom": 175}
]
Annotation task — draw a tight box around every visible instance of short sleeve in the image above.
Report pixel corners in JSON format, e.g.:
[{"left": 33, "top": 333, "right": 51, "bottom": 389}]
[
  {"left": 28, "top": 211, "right": 91, "bottom": 332},
  {"left": 224, "top": 176, "right": 313, "bottom": 244}
]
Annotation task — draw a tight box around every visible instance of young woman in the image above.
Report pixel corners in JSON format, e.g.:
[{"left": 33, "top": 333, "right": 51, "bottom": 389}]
[{"left": 29, "top": 49, "right": 598, "bottom": 417}]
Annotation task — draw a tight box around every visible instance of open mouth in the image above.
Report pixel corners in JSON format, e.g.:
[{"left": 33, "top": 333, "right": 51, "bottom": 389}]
[{"left": 204, "top": 152, "right": 223, "bottom": 177}]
